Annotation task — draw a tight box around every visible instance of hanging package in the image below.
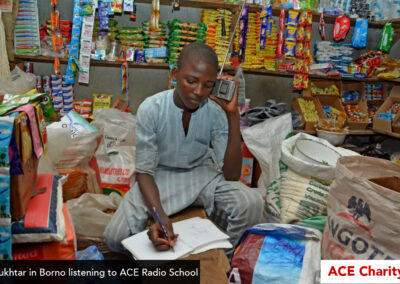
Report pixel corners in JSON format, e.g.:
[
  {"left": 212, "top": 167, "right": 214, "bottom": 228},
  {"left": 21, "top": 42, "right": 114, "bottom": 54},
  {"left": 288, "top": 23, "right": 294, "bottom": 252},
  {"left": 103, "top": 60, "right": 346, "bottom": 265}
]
[
  {"left": 333, "top": 15, "right": 350, "bottom": 41},
  {"left": 352, "top": 18, "right": 368, "bottom": 48},
  {"left": 378, "top": 23, "right": 394, "bottom": 52}
]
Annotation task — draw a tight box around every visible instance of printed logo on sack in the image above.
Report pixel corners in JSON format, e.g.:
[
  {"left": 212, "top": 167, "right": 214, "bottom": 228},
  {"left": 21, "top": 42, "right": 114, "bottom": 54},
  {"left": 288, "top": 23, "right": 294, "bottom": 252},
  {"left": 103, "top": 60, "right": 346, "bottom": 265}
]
[{"left": 337, "top": 196, "right": 374, "bottom": 239}]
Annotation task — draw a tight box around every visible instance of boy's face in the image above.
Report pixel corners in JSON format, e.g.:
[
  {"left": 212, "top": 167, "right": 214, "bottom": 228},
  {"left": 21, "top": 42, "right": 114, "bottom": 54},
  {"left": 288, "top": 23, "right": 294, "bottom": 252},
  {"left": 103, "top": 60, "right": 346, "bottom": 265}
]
[{"left": 173, "top": 57, "right": 217, "bottom": 111}]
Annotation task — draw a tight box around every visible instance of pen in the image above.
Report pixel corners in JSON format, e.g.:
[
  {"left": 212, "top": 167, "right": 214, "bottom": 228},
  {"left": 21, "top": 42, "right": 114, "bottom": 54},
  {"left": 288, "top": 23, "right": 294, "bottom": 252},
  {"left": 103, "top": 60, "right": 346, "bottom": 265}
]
[{"left": 153, "top": 206, "right": 175, "bottom": 253}]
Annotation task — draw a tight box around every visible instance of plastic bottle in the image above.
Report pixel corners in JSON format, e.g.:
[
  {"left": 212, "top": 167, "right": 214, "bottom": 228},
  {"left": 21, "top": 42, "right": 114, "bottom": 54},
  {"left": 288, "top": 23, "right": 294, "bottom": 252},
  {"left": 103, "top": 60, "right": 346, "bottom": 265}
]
[{"left": 76, "top": 245, "right": 104, "bottom": 260}]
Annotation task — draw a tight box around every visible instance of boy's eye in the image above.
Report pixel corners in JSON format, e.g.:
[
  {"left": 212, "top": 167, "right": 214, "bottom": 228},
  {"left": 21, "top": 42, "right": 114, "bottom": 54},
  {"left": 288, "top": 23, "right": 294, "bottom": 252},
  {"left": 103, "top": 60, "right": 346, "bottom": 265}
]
[
  {"left": 205, "top": 84, "right": 214, "bottom": 89},
  {"left": 186, "top": 79, "right": 195, "bottom": 84}
]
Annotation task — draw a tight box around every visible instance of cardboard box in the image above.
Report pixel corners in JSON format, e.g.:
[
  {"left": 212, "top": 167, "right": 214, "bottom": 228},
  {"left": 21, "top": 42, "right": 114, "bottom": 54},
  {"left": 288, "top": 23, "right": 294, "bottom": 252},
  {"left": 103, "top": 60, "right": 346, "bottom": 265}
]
[
  {"left": 292, "top": 97, "right": 324, "bottom": 131},
  {"left": 342, "top": 82, "right": 365, "bottom": 103},
  {"left": 303, "top": 80, "right": 342, "bottom": 98},
  {"left": 316, "top": 95, "right": 344, "bottom": 118},
  {"left": 344, "top": 99, "right": 369, "bottom": 130},
  {"left": 373, "top": 86, "right": 400, "bottom": 134}
]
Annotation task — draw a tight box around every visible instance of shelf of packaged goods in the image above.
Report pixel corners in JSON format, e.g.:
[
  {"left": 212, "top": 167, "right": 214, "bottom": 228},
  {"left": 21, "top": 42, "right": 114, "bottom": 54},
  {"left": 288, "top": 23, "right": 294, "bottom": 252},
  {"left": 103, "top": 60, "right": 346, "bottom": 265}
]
[
  {"left": 134, "top": 0, "right": 399, "bottom": 28},
  {"left": 294, "top": 129, "right": 376, "bottom": 135},
  {"left": 14, "top": 55, "right": 400, "bottom": 84},
  {"left": 13, "top": 55, "right": 170, "bottom": 69}
]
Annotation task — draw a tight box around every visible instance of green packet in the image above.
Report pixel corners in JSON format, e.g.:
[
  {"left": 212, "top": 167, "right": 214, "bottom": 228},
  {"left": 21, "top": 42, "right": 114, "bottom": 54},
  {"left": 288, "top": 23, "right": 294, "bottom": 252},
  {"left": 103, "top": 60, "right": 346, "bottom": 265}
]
[
  {"left": 378, "top": 23, "right": 394, "bottom": 53},
  {"left": 169, "top": 34, "right": 206, "bottom": 42},
  {"left": 169, "top": 29, "right": 206, "bottom": 37},
  {"left": 0, "top": 93, "right": 43, "bottom": 116},
  {"left": 168, "top": 19, "right": 207, "bottom": 31},
  {"left": 38, "top": 94, "right": 59, "bottom": 122},
  {"left": 118, "top": 27, "right": 143, "bottom": 34}
]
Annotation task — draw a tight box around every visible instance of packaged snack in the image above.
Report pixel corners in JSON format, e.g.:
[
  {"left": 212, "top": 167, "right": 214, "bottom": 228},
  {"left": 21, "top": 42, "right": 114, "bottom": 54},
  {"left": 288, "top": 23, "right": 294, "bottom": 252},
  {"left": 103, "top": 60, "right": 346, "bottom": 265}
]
[
  {"left": 352, "top": 19, "right": 368, "bottom": 48},
  {"left": 333, "top": 15, "right": 350, "bottom": 41},
  {"left": 287, "top": 10, "right": 299, "bottom": 27},
  {"left": 93, "top": 94, "right": 113, "bottom": 110},
  {"left": 378, "top": 23, "right": 394, "bottom": 52}
]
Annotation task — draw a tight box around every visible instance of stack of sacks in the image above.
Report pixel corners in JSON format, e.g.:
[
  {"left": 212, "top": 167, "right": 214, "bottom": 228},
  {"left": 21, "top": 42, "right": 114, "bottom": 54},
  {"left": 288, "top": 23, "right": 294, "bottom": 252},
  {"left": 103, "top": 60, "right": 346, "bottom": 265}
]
[
  {"left": 201, "top": 9, "right": 232, "bottom": 65},
  {"left": 11, "top": 174, "right": 77, "bottom": 260},
  {"left": 314, "top": 41, "right": 353, "bottom": 74},
  {"left": 143, "top": 22, "right": 167, "bottom": 49},
  {"left": 117, "top": 27, "right": 145, "bottom": 51},
  {"left": 242, "top": 12, "right": 263, "bottom": 69},
  {"left": 93, "top": 18, "right": 118, "bottom": 40},
  {"left": 167, "top": 20, "right": 206, "bottom": 65}
]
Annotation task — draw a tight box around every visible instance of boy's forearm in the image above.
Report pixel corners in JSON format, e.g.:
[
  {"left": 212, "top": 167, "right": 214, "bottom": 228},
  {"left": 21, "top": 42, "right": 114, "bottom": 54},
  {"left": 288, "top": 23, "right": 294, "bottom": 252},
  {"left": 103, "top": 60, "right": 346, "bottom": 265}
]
[
  {"left": 222, "top": 110, "right": 242, "bottom": 181},
  {"left": 136, "top": 172, "right": 166, "bottom": 218}
]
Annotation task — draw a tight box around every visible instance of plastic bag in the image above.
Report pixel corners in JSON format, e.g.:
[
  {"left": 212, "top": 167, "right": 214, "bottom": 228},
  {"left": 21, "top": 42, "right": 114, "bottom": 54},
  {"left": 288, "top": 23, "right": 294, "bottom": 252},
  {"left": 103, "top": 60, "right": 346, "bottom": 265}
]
[
  {"left": 38, "top": 121, "right": 102, "bottom": 198},
  {"left": 352, "top": 19, "right": 368, "bottom": 48},
  {"left": 241, "top": 113, "right": 293, "bottom": 189},
  {"left": 66, "top": 192, "right": 122, "bottom": 240},
  {"left": 229, "top": 223, "right": 321, "bottom": 284},
  {"left": 92, "top": 108, "right": 136, "bottom": 196},
  {"left": 0, "top": 66, "right": 36, "bottom": 94}
]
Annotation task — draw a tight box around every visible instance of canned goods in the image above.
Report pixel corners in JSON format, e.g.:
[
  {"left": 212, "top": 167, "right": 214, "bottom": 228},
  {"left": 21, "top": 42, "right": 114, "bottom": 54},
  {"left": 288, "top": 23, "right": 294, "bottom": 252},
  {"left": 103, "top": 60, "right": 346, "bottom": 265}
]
[
  {"left": 24, "top": 62, "right": 33, "bottom": 73},
  {"left": 36, "top": 75, "right": 42, "bottom": 93},
  {"left": 43, "top": 75, "right": 51, "bottom": 88}
]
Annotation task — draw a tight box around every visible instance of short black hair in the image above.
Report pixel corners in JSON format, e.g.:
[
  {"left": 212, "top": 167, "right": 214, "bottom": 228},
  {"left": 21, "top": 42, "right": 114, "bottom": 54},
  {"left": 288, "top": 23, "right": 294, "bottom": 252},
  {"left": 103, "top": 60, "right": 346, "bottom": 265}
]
[{"left": 177, "top": 42, "right": 218, "bottom": 72}]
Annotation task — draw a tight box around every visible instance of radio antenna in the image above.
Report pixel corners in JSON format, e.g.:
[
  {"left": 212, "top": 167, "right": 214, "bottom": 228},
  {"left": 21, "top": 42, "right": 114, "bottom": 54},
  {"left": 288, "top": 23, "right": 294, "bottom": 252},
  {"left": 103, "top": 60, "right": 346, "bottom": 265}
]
[{"left": 219, "top": 1, "right": 246, "bottom": 76}]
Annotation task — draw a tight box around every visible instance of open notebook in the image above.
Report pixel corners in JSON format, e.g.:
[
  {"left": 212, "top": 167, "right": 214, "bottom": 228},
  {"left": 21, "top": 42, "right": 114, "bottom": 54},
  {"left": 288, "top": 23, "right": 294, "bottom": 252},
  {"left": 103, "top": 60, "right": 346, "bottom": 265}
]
[{"left": 121, "top": 217, "right": 232, "bottom": 260}]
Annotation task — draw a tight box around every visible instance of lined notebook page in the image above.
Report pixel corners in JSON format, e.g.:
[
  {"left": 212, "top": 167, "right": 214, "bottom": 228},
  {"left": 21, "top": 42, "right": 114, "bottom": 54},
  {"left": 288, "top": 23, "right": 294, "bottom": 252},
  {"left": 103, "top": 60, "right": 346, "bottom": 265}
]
[{"left": 121, "top": 217, "right": 230, "bottom": 260}]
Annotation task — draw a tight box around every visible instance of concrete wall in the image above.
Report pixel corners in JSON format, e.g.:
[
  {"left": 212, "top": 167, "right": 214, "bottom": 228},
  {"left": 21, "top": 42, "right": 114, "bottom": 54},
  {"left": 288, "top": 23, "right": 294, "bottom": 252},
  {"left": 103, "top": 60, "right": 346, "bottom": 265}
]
[{"left": 33, "top": 2, "right": 400, "bottom": 113}]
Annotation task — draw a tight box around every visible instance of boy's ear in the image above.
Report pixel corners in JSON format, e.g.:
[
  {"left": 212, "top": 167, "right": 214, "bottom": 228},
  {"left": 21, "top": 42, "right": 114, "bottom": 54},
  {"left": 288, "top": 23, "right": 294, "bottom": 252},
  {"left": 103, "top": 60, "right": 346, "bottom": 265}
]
[{"left": 172, "top": 67, "right": 178, "bottom": 81}]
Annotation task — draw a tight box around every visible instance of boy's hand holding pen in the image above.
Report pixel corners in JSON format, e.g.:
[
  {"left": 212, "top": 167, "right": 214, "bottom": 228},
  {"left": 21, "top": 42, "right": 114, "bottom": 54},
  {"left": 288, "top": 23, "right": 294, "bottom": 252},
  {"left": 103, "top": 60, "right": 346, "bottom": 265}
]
[{"left": 147, "top": 207, "right": 178, "bottom": 252}]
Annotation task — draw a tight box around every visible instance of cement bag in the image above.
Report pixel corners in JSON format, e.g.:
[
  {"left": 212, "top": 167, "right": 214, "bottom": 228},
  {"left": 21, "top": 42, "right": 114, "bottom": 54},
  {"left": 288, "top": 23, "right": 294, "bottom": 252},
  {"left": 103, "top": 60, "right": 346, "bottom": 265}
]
[
  {"left": 66, "top": 192, "right": 122, "bottom": 240},
  {"left": 279, "top": 133, "right": 358, "bottom": 224},
  {"left": 229, "top": 224, "right": 321, "bottom": 284},
  {"left": 241, "top": 113, "right": 292, "bottom": 191},
  {"left": 92, "top": 108, "right": 136, "bottom": 196},
  {"left": 322, "top": 156, "right": 400, "bottom": 260},
  {"left": 0, "top": 66, "right": 36, "bottom": 94}
]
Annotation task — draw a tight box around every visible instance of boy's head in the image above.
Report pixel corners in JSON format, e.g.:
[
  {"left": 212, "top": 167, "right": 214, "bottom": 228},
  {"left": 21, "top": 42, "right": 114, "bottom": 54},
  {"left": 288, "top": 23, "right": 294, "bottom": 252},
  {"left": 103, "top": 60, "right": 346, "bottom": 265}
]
[{"left": 173, "top": 43, "right": 219, "bottom": 111}]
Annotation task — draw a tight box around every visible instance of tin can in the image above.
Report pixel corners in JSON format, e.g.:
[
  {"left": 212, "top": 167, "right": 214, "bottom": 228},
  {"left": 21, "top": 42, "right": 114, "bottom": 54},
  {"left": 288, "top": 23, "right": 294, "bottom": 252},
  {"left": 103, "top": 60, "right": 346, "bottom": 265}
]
[
  {"left": 36, "top": 75, "right": 42, "bottom": 93},
  {"left": 24, "top": 62, "right": 33, "bottom": 73},
  {"left": 43, "top": 75, "right": 51, "bottom": 88}
]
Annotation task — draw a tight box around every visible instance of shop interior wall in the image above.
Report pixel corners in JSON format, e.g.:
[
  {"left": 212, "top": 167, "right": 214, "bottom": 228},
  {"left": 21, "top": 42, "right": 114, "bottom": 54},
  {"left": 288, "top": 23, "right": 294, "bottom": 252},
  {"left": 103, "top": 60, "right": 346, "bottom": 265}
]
[{"left": 33, "top": 2, "right": 400, "bottom": 113}]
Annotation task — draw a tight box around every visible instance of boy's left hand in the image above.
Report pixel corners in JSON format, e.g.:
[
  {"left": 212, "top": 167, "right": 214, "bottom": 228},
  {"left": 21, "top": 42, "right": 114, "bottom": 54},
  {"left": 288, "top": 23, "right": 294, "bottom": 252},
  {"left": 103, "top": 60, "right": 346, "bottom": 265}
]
[{"left": 209, "top": 75, "right": 239, "bottom": 115}]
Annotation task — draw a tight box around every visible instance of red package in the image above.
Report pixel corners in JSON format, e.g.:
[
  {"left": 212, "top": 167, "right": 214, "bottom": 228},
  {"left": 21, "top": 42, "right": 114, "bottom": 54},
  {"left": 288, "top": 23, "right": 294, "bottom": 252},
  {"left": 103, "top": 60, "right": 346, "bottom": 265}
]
[
  {"left": 333, "top": 15, "right": 350, "bottom": 41},
  {"left": 12, "top": 204, "right": 77, "bottom": 260}
]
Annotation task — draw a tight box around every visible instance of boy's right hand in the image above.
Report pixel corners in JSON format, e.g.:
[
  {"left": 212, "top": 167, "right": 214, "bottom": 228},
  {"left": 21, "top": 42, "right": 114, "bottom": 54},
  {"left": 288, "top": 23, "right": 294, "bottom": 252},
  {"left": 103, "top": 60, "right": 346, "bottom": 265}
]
[{"left": 147, "top": 216, "right": 178, "bottom": 251}]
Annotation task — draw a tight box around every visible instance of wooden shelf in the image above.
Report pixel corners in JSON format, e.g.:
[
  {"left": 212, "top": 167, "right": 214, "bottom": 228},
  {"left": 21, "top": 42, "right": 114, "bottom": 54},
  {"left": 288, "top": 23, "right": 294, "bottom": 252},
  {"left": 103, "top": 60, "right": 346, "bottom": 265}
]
[
  {"left": 14, "top": 55, "right": 399, "bottom": 83},
  {"left": 13, "top": 55, "right": 170, "bottom": 69},
  {"left": 134, "top": 0, "right": 400, "bottom": 28},
  {"left": 373, "top": 129, "right": 400, "bottom": 139}
]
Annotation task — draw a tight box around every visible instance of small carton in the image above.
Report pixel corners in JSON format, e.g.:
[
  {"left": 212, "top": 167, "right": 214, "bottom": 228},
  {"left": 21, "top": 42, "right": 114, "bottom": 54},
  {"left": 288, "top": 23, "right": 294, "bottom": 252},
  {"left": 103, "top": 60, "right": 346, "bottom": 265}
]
[
  {"left": 303, "top": 80, "right": 342, "bottom": 98},
  {"left": 373, "top": 86, "right": 400, "bottom": 135},
  {"left": 345, "top": 98, "right": 369, "bottom": 130},
  {"left": 292, "top": 97, "right": 324, "bottom": 131},
  {"left": 392, "top": 112, "right": 400, "bottom": 134},
  {"left": 316, "top": 95, "right": 344, "bottom": 119}
]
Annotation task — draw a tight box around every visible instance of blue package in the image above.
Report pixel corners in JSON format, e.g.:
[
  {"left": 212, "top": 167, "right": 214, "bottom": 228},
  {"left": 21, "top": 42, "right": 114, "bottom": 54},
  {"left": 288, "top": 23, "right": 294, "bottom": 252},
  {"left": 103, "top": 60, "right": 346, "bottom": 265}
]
[
  {"left": 352, "top": 19, "right": 368, "bottom": 48},
  {"left": 0, "top": 218, "right": 12, "bottom": 260},
  {"left": 0, "top": 116, "right": 15, "bottom": 169},
  {"left": 0, "top": 176, "right": 10, "bottom": 216}
]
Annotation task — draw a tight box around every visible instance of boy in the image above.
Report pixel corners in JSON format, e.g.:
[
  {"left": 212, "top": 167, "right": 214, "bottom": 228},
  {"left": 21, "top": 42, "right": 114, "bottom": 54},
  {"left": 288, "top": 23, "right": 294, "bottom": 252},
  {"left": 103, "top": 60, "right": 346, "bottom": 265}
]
[{"left": 104, "top": 43, "right": 264, "bottom": 256}]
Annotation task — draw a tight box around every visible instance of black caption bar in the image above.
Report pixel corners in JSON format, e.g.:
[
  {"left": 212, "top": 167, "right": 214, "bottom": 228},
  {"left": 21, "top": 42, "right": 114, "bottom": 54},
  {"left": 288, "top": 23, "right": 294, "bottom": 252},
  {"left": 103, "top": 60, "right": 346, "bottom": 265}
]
[{"left": 0, "top": 260, "right": 200, "bottom": 284}]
